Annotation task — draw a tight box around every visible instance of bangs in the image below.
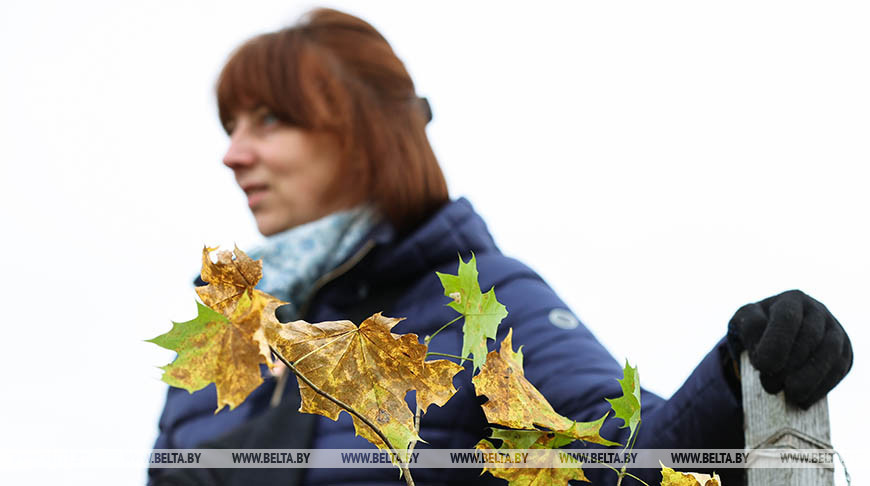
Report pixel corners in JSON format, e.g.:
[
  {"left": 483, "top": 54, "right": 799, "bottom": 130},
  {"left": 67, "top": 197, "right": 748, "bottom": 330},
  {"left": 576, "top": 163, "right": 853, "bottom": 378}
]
[{"left": 216, "top": 30, "right": 334, "bottom": 134}]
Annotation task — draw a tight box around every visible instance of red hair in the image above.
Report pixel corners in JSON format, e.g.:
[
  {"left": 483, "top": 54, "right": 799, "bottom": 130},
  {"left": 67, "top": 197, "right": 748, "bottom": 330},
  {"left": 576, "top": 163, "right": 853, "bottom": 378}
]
[{"left": 216, "top": 8, "right": 449, "bottom": 234}]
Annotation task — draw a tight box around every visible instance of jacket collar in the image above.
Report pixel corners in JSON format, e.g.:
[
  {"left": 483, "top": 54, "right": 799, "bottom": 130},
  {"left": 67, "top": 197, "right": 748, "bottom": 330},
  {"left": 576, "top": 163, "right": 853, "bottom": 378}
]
[{"left": 361, "top": 197, "right": 501, "bottom": 282}]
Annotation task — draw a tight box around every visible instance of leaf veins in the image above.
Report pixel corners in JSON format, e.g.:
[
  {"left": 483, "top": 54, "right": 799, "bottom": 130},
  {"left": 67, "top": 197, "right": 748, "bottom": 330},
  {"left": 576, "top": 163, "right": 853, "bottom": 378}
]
[
  {"left": 436, "top": 254, "right": 508, "bottom": 371},
  {"left": 266, "top": 313, "right": 463, "bottom": 451},
  {"left": 606, "top": 360, "right": 641, "bottom": 441},
  {"left": 476, "top": 430, "right": 589, "bottom": 485},
  {"left": 149, "top": 291, "right": 283, "bottom": 412},
  {"left": 472, "top": 329, "right": 619, "bottom": 447}
]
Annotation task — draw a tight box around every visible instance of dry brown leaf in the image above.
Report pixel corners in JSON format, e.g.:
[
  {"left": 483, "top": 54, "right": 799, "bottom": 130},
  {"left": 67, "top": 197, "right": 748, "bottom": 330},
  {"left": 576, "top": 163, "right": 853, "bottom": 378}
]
[
  {"left": 195, "top": 245, "right": 285, "bottom": 365},
  {"left": 195, "top": 245, "right": 261, "bottom": 314}
]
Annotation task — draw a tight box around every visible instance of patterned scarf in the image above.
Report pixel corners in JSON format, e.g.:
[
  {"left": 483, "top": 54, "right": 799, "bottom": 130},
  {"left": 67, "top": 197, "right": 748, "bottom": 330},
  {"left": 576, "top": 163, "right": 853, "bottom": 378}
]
[{"left": 245, "top": 204, "right": 382, "bottom": 319}]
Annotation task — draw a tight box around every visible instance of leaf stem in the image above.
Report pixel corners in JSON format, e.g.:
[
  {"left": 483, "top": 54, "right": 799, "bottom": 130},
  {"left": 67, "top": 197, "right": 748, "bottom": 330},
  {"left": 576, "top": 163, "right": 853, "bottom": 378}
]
[
  {"left": 587, "top": 457, "right": 650, "bottom": 486},
  {"left": 629, "top": 422, "right": 640, "bottom": 451},
  {"left": 424, "top": 315, "right": 462, "bottom": 345},
  {"left": 622, "top": 421, "right": 641, "bottom": 456},
  {"left": 622, "top": 471, "right": 649, "bottom": 486},
  {"left": 269, "top": 345, "right": 415, "bottom": 486},
  {"left": 615, "top": 422, "right": 642, "bottom": 486},
  {"left": 424, "top": 351, "right": 468, "bottom": 363}
]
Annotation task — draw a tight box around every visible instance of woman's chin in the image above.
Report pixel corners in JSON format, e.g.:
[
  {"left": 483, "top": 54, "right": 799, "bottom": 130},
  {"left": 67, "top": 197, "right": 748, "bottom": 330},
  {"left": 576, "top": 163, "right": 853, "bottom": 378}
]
[{"left": 255, "top": 217, "right": 285, "bottom": 237}]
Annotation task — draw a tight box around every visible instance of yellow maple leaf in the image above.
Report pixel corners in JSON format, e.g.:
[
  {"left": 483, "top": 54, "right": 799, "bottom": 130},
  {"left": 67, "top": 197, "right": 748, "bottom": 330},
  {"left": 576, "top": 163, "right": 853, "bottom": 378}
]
[
  {"left": 149, "top": 290, "right": 284, "bottom": 412},
  {"left": 476, "top": 432, "right": 590, "bottom": 485},
  {"left": 195, "top": 245, "right": 286, "bottom": 366},
  {"left": 195, "top": 245, "right": 261, "bottom": 314},
  {"left": 661, "top": 463, "right": 721, "bottom": 486},
  {"left": 267, "top": 313, "right": 463, "bottom": 451},
  {"left": 472, "top": 328, "right": 618, "bottom": 446}
]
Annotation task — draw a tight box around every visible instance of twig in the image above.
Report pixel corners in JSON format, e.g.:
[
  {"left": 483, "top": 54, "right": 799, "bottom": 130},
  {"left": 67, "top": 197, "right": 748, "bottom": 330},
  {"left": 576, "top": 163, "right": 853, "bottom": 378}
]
[{"left": 269, "top": 345, "right": 415, "bottom": 486}]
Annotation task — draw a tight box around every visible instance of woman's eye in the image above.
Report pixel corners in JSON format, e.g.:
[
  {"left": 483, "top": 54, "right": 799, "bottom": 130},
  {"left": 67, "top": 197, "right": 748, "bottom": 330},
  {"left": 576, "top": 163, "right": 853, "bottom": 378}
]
[{"left": 260, "top": 112, "right": 279, "bottom": 126}]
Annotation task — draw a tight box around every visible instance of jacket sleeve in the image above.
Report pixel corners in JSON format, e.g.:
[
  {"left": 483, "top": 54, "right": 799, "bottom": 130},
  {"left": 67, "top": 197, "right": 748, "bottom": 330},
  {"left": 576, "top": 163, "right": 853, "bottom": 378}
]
[{"left": 481, "top": 256, "right": 745, "bottom": 485}]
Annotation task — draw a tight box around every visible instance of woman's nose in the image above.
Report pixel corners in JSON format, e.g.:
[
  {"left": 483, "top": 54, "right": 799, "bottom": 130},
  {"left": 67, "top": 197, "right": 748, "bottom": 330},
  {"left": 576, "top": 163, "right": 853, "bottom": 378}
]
[{"left": 222, "top": 134, "right": 256, "bottom": 169}]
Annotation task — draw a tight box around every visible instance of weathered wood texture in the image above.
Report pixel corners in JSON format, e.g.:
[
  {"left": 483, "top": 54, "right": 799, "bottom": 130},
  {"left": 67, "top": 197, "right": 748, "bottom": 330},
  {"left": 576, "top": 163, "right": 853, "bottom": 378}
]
[{"left": 741, "top": 352, "right": 834, "bottom": 485}]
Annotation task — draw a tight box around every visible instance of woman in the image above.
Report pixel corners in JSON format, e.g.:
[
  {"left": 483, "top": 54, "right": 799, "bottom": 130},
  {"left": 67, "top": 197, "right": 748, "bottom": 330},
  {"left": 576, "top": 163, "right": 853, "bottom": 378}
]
[{"left": 150, "top": 8, "right": 852, "bottom": 485}]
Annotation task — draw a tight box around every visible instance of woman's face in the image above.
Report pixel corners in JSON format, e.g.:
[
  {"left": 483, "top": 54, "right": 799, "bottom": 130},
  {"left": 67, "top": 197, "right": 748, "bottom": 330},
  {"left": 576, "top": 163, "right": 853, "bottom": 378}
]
[{"left": 222, "top": 107, "right": 358, "bottom": 236}]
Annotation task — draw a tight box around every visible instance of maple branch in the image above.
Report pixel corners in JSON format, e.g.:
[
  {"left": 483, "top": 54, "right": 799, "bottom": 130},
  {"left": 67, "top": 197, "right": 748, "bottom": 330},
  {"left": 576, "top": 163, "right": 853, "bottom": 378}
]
[
  {"left": 424, "top": 315, "right": 462, "bottom": 345},
  {"left": 269, "top": 345, "right": 416, "bottom": 486}
]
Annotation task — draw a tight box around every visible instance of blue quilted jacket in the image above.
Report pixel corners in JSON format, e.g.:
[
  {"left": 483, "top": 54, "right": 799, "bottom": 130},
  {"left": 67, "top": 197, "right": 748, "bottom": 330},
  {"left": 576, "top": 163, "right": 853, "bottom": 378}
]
[{"left": 150, "top": 197, "right": 744, "bottom": 485}]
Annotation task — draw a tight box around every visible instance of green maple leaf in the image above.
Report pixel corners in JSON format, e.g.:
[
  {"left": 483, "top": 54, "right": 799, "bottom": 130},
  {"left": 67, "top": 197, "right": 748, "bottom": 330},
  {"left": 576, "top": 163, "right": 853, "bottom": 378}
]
[
  {"left": 436, "top": 253, "right": 508, "bottom": 371},
  {"left": 605, "top": 360, "right": 641, "bottom": 440}
]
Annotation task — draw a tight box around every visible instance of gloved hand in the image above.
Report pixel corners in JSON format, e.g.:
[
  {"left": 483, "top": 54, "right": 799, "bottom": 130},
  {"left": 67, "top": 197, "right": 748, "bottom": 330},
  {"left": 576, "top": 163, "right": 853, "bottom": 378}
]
[{"left": 727, "top": 289, "right": 852, "bottom": 409}]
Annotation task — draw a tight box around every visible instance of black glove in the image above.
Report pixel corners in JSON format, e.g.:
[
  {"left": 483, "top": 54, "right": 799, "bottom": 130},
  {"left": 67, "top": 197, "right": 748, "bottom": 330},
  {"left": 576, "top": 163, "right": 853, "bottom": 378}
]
[{"left": 727, "top": 289, "right": 852, "bottom": 409}]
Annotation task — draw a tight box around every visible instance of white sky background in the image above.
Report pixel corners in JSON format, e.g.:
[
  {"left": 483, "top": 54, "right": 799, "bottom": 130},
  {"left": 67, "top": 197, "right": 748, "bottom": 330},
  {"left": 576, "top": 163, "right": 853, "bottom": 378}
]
[{"left": 0, "top": 1, "right": 867, "bottom": 484}]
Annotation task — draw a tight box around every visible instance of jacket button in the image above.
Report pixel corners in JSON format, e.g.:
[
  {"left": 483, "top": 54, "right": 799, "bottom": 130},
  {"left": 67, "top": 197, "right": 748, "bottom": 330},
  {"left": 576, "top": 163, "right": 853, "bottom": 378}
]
[
  {"left": 548, "top": 308, "right": 579, "bottom": 329},
  {"left": 357, "top": 283, "right": 369, "bottom": 300}
]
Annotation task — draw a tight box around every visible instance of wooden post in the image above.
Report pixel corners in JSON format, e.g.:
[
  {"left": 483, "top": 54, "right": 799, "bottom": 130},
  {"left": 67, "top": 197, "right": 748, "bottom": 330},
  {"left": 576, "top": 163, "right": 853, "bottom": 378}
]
[{"left": 741, "top": 352, "right": 834, "bottom": 485}]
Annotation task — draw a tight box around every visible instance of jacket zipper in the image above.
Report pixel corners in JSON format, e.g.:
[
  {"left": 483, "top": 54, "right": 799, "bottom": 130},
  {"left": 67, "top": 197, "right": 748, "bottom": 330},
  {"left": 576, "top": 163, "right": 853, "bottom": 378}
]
[
  {"left": 296, "top": 238, "right": 377, "bottom": 320},
  {"left": 270, "top": 238, "right": 377, "bottom": 407}
]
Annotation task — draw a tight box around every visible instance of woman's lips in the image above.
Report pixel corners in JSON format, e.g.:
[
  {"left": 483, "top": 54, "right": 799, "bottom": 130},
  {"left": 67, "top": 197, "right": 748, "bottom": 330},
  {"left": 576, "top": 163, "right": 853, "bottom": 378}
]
[
  {"left": 247, "top": 189, "right": 267, "bottom": 208},
  {"left": 241, "top": 183, "right": 268, "bottom": 208}
]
